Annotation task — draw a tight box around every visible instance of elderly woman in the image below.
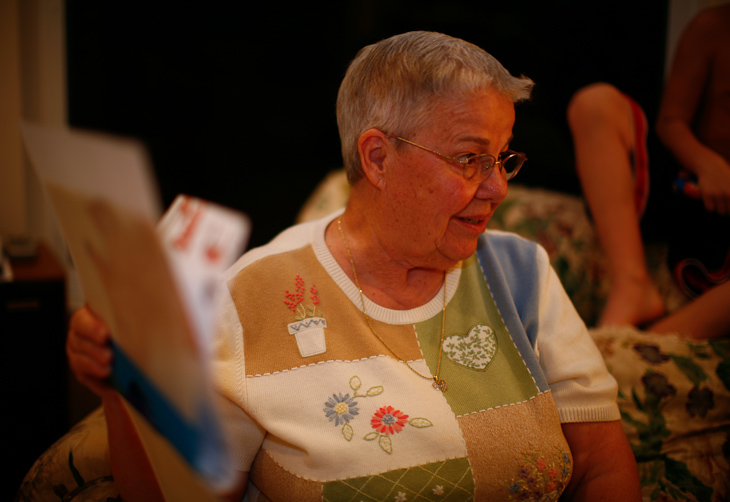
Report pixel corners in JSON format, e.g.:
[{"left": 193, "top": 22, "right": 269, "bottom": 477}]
[{"left": 68, "top": 31, "right": 641, "bottom": 501}]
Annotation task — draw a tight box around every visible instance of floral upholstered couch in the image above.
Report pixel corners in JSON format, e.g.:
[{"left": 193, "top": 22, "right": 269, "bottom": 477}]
[{"left": 15, "top": 173, "right": 730, "bottom": 502}]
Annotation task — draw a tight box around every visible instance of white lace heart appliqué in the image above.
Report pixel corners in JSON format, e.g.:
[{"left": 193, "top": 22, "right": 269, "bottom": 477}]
[{"left": 442, "top": 324, "right": 498, "bottom": 371}]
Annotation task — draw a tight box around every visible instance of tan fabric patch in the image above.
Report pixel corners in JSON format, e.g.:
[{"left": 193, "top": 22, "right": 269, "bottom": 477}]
[
  {"left": 228, "top": 246, "right": 424, "bottom": 376},
  {"left": 457, "top": 391, "right": 573, "bottom": 500},
  {"left": 250, "top": 448, "right": 322, "bottom": 502}
]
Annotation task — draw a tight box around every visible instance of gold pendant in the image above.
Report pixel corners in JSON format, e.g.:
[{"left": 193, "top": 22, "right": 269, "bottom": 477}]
[{"left": 432, "top": 379, "right": 447, "bottom": 392}]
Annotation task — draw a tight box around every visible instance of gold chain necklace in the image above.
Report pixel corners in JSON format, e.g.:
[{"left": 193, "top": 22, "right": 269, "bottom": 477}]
[{"left": 337, "top": 218, "right": 448, "bottom": 391}]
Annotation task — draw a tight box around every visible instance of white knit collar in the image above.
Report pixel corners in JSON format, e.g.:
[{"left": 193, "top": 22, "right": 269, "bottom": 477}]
[{"left": 311, "top": 209, "right": 462, "bottom": 325}]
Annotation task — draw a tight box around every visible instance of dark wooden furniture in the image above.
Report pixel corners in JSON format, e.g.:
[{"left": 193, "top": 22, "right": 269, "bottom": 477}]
[{"left": 1, "top": 243, "right": 68, "bottom": 499}]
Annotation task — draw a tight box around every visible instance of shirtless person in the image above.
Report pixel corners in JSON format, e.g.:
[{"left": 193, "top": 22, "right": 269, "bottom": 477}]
[{"left": 567, "top": 4, "right": 730, "bottom": 339}]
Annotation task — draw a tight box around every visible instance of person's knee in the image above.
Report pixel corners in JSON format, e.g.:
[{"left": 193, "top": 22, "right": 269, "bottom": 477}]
[{"left": 567, "top": 82, "right": 624, "bottom": 129}]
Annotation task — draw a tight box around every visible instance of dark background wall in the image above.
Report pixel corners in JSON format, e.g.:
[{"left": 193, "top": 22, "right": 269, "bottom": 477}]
[{"left": 66, "top": 1, "right": 669, "bottom": 249}]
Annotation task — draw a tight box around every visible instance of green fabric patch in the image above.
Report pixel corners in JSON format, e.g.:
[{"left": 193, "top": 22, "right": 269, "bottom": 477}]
[
  {"left": 416, "top": 255, "right": 539, "bottom": 416},
  {"left": 322, "top": 457, "right": 474, "bottom": 501}
]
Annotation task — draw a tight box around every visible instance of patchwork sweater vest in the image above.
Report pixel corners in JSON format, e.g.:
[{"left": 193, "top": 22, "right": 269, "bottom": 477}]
[{"left": 226, "top": 234, "right": 572, "bottom": 501}]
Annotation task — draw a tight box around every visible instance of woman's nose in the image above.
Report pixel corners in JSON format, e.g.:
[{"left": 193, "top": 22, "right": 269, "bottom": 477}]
[{"left": 475, "top": 164, "right": 508, "bottom": 202}]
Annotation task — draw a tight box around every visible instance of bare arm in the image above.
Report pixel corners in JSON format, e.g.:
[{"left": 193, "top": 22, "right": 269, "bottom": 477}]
[
  {"left": 656, "top": 9, "right": 730, "bottom": 215},
  {"left": 560, "top": 421, "right": 641, "bottom": 501}
]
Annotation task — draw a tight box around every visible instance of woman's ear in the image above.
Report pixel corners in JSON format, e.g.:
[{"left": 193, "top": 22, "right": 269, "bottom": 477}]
[{"left": 357, "top": 129, "right": 390, "bottom": 190}]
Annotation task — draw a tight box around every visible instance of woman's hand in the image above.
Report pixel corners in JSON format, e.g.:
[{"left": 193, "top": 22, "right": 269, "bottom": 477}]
[
  {"left": 67, "top": 306, "right": 170, "bottom": 500},
  {"left": 654, "top": 5, "right": 730, "bottom": 216},
  {"left": 695, "top": 154, "right": 730, "bottom": 215},
  {"left": 67, "top": 306, "right": 250, "bottom": 501},
  {"left": 66, "top": 306, "right": 114, "bottom": 397}
]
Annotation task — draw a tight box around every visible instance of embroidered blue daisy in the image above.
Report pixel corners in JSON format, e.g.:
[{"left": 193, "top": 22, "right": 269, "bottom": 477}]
[{"left": 324, "top": 393, "right": 359, "bottom": 426}]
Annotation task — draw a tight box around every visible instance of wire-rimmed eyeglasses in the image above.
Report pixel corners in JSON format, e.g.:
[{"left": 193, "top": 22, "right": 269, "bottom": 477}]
[{"left": 389, "top": 134, "right": 526, "bottom": 183}]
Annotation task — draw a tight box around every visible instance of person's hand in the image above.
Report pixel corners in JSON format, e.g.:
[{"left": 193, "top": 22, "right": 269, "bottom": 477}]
[
  {"left": 66, "top": 306, "right": 114, "bottom": 397},
  {"left": 695, "top": 154, "right": 730, "bottom": 215}
]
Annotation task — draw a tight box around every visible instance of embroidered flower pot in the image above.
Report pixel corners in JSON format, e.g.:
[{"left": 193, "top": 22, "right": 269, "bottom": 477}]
[{"left": 287, "top": 317, "right": 327, "bottom": 357}]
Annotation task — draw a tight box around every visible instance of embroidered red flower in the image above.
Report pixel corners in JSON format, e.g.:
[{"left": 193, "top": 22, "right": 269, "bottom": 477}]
[
  {"left": 284, "top": 274, "right": 306, "bottom": 312},
  {"left": 310, "top": 284, "right": 320, "bottom": 305},
  {"left": 502, "top": 449, "right": 571, "bottom": 500},
  {"left": 285, "top": 274, "right": 324, "bottom": 320},
  {"left": 370, "top": 406, "right": 409, "bottom": 435}
]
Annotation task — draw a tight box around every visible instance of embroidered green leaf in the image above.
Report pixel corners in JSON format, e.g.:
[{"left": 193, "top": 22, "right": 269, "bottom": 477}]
[
  {"left": 408, "top": 417, "right": 433, "bottom": 428},
  {"left": 366, "top": 386, "right": 384, "bottom": 397},
  {"left": 307, "top": 304, "right": 322, "bottom": 318},
  {"left": 296, "top": 304, "right": 307, "bottom": 319},
  {"left": 378, "top": 434, "right": 393, "bottom": 454},
  {"left": 342, "top": 423, "right": 353, "bottom": 441},
  {"left": 363, "top": 431, "right": 379, "bottom": 441},
  {"left": 349, "top": 376, "right": 362, "bottom": 391}
]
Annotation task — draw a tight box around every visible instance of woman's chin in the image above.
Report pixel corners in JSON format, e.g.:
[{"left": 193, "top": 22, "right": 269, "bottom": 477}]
[{"left": 437, "top": 238, "right": 481, "bottom": 267}]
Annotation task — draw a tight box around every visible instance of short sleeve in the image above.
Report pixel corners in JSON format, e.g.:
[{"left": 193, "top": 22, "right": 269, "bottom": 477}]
[{"left": 532, "top": 245, "right": 621, "bottom": 423}]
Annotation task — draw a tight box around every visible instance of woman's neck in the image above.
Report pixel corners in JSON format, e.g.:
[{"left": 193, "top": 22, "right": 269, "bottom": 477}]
[{"left": 325, "top": 207, "right": 447, "bottom": 310}]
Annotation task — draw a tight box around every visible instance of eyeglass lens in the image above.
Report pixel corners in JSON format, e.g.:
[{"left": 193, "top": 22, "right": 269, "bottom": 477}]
[
  {"left": 500, "top": 153, "right": 522, "bottom": 174},
  {"left": 464, "top": 153, "right": 522, "bottom": 180}
]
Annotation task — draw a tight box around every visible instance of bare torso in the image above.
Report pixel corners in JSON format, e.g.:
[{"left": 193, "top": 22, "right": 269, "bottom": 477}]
[{"left": 694, "top": 5, "right": 730, "bottom": 161}]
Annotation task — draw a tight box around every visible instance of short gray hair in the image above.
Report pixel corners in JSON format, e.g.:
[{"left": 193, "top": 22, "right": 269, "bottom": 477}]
[{"left": 336, "top": 31, "right": 534, "bottom": 184}]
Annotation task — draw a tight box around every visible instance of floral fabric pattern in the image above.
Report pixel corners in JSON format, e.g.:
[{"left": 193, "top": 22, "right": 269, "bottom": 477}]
[
  {"left": 284, "top": 273, "right": 322, "bottom": 320},
  {"left": 370, "top": 406, "right": 409, "bottom": 435},
  {"left": 324, "top": 376, "right": 384, "bottom": 442},
  {"left": 285, "top": 274, "right": 328, "bottom": 357},
  {"left": 323, "top": 376, "right": 434, "bottom": 454},
  {"left": 14, "top": 407, "right": 119, "bottom": 502},
  {"left": 324, "top": 393, "right": 360, "bottom": 426},
  {"left": 441, "top": 324, "right": 498, "bottom": 371},
  {"left": 363, "top": 406, "right": 434, "bottom": 455},
  {"left": 501, "top": 448, "right": 571, "bottom": 501},
  {"left": 593, "top": 326, "right": 730, "bottom": 501}
]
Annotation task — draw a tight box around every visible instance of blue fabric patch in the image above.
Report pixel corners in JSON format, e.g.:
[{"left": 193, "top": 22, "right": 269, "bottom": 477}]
[{"left": 476, "top": 233, "right": 548, "bottom": 392}]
